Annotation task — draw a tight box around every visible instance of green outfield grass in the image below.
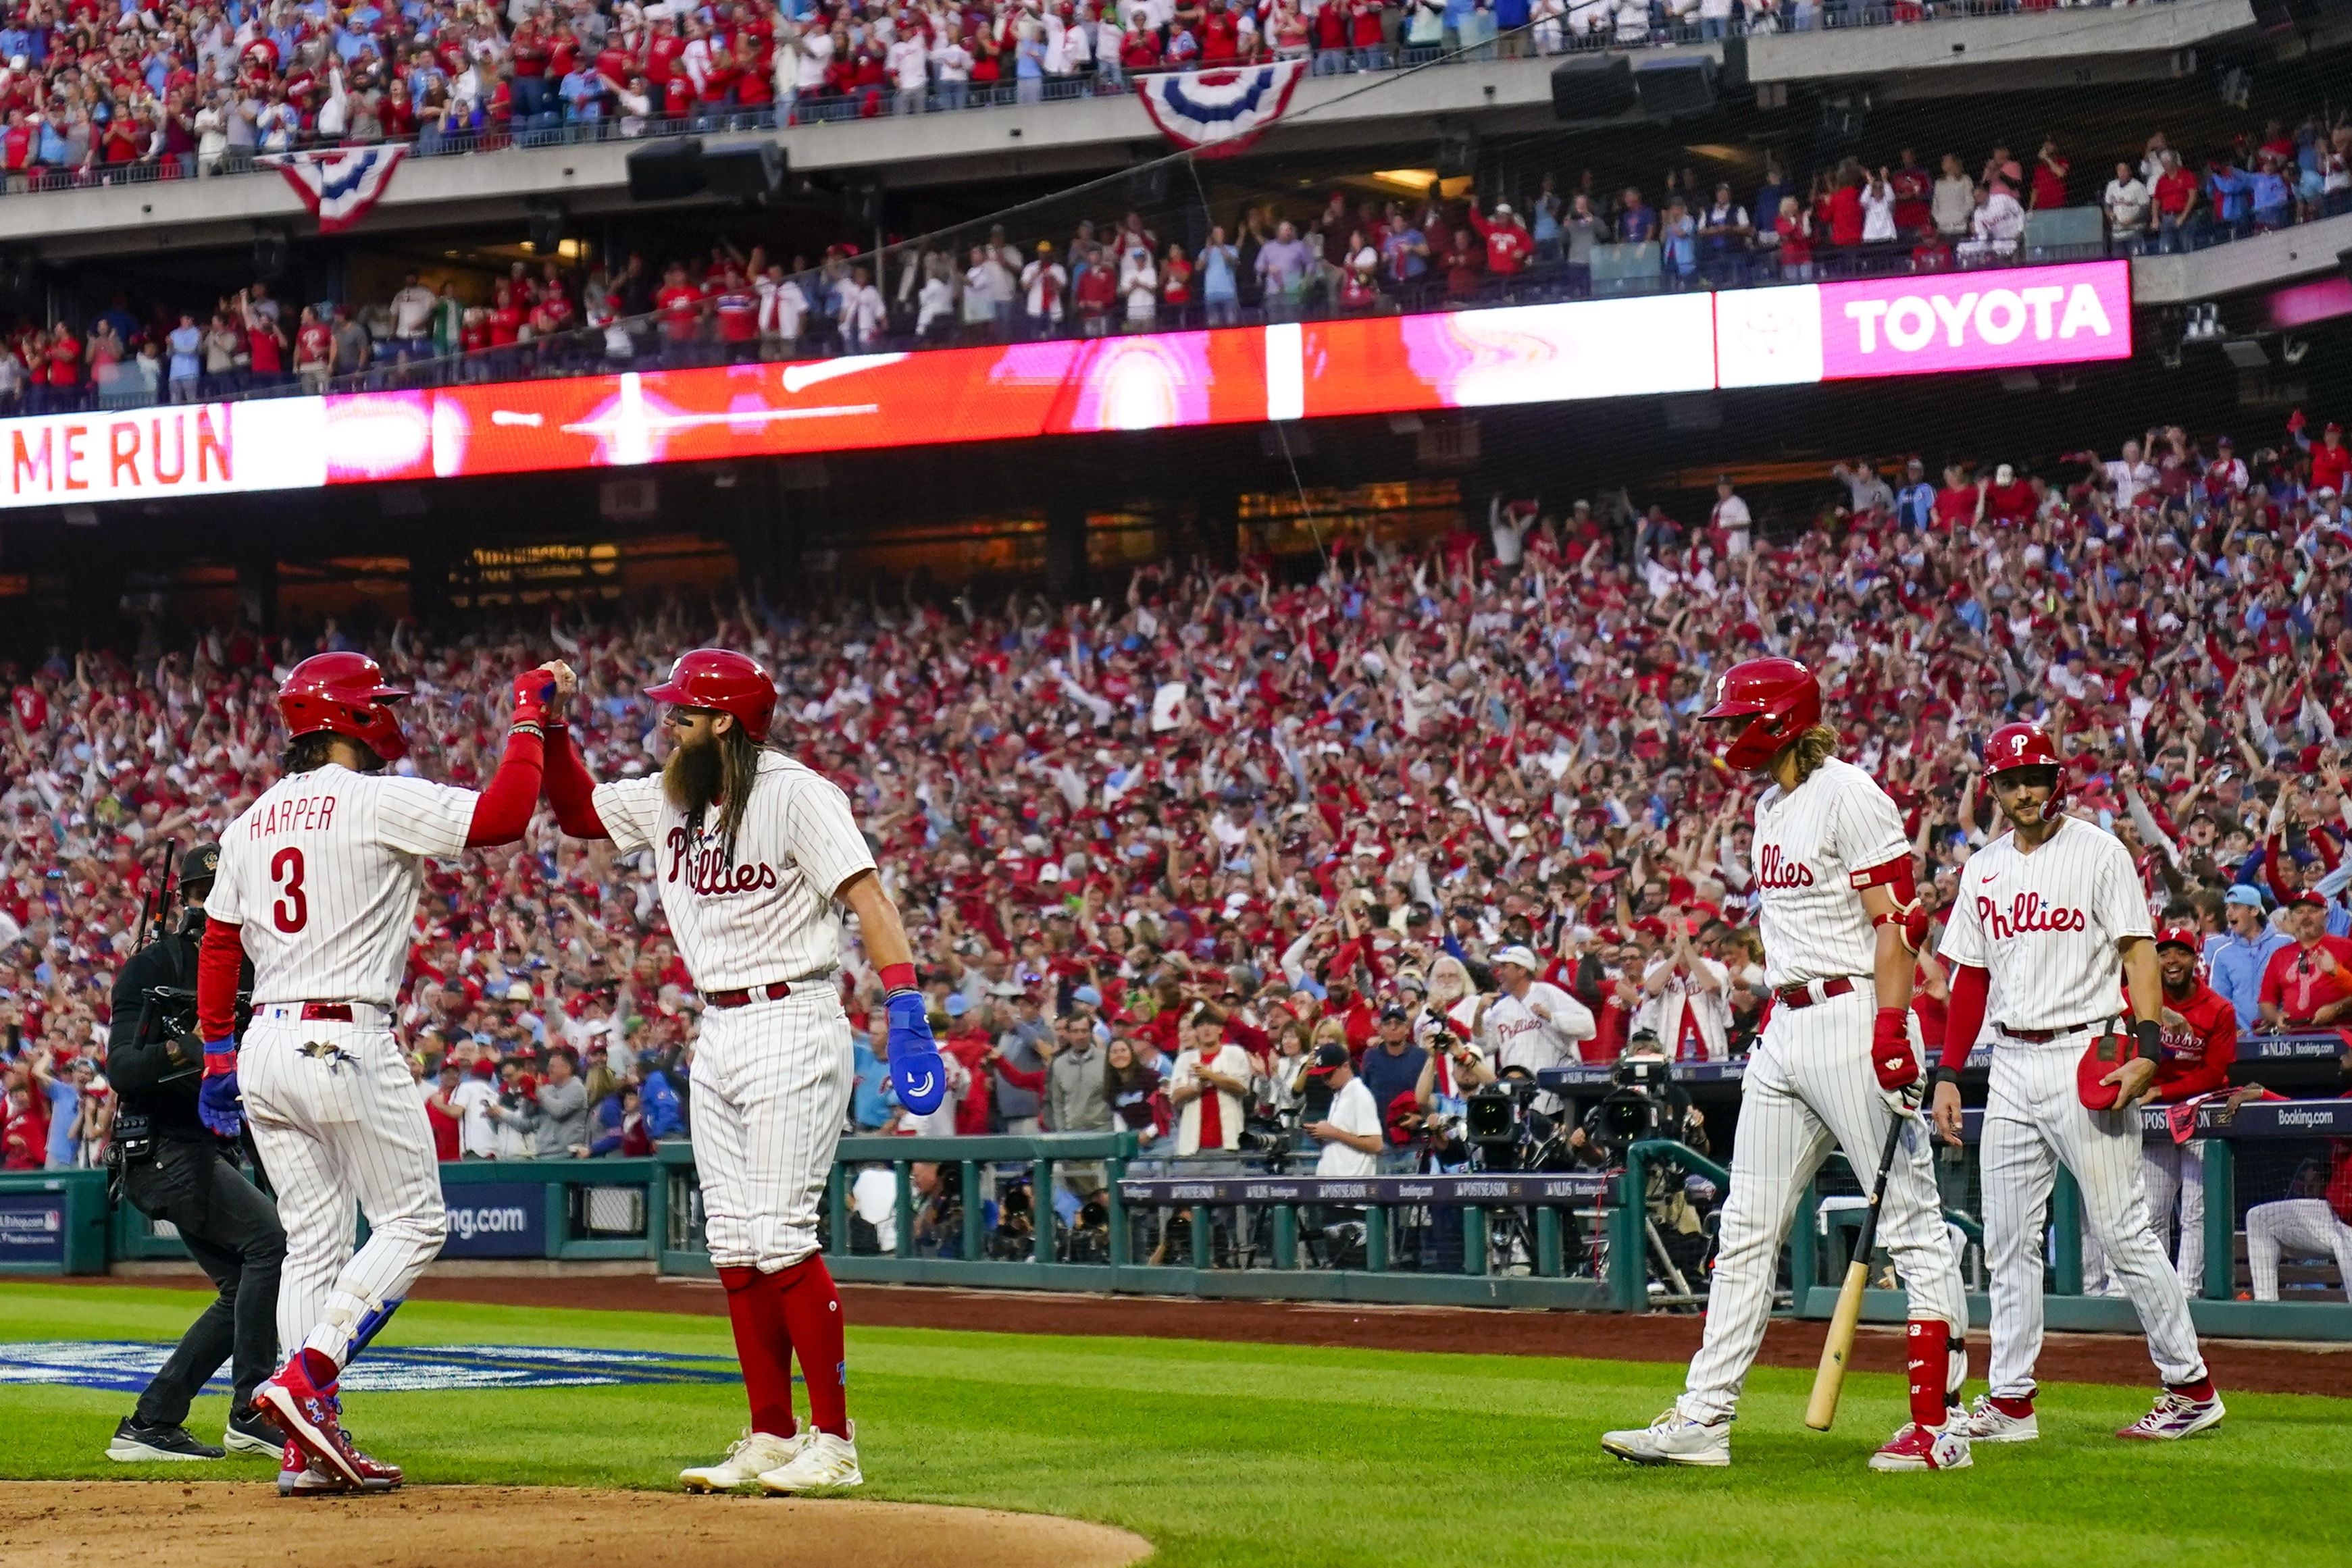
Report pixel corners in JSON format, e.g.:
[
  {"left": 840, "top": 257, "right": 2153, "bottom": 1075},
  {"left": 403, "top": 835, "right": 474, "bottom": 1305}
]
[{"left": 3, "top": 1281, "right": 2347, "bottom": 1568}]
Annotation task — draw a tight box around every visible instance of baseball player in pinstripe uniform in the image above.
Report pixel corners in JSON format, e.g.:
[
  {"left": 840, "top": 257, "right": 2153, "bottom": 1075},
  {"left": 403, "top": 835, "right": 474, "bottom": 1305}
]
[
  {"left": 1603, "top": 658, "right": 1972, "bottom": 1473},
  {"left": 195, "top": 651, "right": 559, "bottom": 1494},
  {"left": 1931, "top": 722, "right": 2224, "bottom": 1444},
  {"left": 540, "top": 648, "right": 942, "bottom": 1496}
]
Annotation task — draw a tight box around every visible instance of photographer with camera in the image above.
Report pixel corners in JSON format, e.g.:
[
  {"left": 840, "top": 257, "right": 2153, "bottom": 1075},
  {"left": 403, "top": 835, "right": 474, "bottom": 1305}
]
[
  {"left": 1568, "top": 1030, "right": 1717, "bottom": 1291},
  {"left": 102, "top": 843, "right": 286, "bottom": 1463},
  {"left": 1567, "top": 1030, "right": 1709, "bottom": 1169}
]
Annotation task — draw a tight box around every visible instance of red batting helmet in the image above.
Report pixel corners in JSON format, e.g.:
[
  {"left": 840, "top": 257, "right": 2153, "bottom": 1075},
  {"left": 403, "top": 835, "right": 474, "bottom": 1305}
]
[
  {"left": 277, "top": 651, "right": 409, "bottom": 763},
  {"left": 1983, "top": 721, "right": 2066, "bottom": 815},
  {"left": 1701, "top": 657, "right": 1822, "bottom": 771},
  {"left": 645, "top": 648, "right": 777, "bottom": 739}
]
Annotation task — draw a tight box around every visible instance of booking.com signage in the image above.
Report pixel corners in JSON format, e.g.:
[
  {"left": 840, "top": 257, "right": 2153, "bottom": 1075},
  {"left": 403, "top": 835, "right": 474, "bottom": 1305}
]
[
  {"left": 0, "top": 260, "right": 2129, "bottom": 512},
  {"left": 436, "top": 1182, "right": 548, "bottom": 1260}
]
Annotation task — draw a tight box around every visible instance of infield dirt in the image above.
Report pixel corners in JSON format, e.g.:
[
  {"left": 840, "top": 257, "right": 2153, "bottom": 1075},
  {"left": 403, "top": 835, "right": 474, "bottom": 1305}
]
[{"left": 0, "top": 1482, "right": 1154, "bottom": 1568}]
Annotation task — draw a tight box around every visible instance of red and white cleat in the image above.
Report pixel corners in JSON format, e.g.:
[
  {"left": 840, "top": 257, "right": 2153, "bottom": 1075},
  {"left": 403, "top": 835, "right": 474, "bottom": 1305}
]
[
  {"left": 1868, "top": 1421, "right": 1972, "bottom": 1472},
  {"left": 258, "top": 1357, "right": 401, "bottom": 1492},
  {"left": 2118, "top": 1390, "right": 2225, "bottom": 1441},
  {"left": 277, "top": 1438, "right": 352, "bottom": 1498}
]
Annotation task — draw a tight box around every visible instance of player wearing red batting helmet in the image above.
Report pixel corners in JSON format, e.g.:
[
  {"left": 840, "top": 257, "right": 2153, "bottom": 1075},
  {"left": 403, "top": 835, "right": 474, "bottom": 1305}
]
[
  {"left": 1930, "top": 723, "right": 2220, "bottom": 1444},
  {"left": 1607, "top": 654, "right": 1970, "bottom": 1473},
  {"left": 1699, "top": 656, "right": 1823, "bottom": 773},
  {"left": 277, "top": 652, "right": 411, "bottom": 764},
  {"left": 644, "top": 647, "right": 779, "bottom": 741},
  {"left": 1980, "top": 721, "right": 2066, "bottom": 822},
  {"left": 541, "top": 644, "right": 938, "bottom": 1496}
]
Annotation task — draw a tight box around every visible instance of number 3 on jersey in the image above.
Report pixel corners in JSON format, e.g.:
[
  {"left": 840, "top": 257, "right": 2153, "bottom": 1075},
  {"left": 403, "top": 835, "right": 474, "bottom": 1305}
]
[{"left": 270, "top": 845, "right": 309, "bottom": 933}]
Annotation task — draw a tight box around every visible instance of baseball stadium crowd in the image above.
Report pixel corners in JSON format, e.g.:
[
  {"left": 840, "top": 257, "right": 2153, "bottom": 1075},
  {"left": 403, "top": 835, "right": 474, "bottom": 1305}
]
[
  {"left": 4, "top": 107, "right": 2350, "bottom": 415},
  {"left": 0, "top": 0, "right": 2214, "bottom": 199},
  {"left": 3, "top": 401, "right": 2352, "bottom": 1288}
]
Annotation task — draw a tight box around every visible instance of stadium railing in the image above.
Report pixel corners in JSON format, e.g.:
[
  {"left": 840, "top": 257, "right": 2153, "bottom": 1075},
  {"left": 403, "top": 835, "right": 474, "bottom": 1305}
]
[{"left": 0, "top": 1, "right": 2198, "bottom": 205}]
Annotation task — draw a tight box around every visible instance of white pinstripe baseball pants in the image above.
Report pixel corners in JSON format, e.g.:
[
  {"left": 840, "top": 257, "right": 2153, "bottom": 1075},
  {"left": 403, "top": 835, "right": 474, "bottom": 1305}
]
[
  {"left": 240, "top": 1018, "right": 446, "bottom": 1369},
  {"left": 1981, "top": 1042, "right": 2207, "bottom": 1399},
  {"left": 1681, "top": 986, "right": 1966, "bottom": 1424},
  {"left": 691, "top": 988, "right": 854, "bottom": 1272},
  {"left": 2246, "top": 1199, "right": 2352, "bottom": 1301}
]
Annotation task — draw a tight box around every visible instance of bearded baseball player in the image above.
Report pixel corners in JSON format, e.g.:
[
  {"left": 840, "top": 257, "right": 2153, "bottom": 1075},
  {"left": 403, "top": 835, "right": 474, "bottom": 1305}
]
[
  {"left": 541, "top": 648, "right": 942, "bottom": 1495},
  {"left": 1603, "top": 658, "right": 1972, "bottom": 1473},
  {"left": 196, "top": 652, "right": 559, "bottom": 1494},
  {"left": 1930, "top": 722, "right": 2224, "bottom": 1443}
]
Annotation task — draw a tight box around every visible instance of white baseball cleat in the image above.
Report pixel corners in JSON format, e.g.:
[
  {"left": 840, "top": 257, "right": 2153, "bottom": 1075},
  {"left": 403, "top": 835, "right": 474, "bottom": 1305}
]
[
  {"left": 1959, "top": 1394, "right": 2039, "bottom": 1444},
  {"left": 682, "top": 1429, "right": 809, "bottom": 1492},
  {"left": 757, "top": 1424, "right": 863, "bottom": 1494},
  {"left": 2117, "top": 1390, "right": 2225, "bottom": 1441},
  {"left": 1868, "top": 1420, "right": 1972, "bottom": 1472},
  {"left": 1600, "top": 1409, "right": 1732, "bottom": 1467}
]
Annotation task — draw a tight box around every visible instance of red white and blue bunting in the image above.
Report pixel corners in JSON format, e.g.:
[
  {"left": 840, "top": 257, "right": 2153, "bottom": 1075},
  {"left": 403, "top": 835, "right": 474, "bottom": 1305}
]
[
  {"left": 262, "top": 146, "right": 409, "bottom": 236},
  {"left": 1135, "top": 61, "right": 1308, "bottom": 159}
]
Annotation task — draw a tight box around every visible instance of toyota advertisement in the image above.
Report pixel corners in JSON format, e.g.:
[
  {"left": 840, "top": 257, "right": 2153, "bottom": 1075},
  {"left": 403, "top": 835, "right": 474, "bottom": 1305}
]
[{"left": 0, "top": 261, "right": 2129, "bottom": 511}]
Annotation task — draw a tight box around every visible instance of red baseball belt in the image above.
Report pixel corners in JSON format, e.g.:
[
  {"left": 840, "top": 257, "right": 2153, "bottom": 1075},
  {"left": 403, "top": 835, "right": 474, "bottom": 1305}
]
[
  {"left": 1773, "top": 976, "right": 1858, "bottom": 1010},
  {"left": 255, "top": 1001, "right": 382, "bottom": 1022},
  {"left": 704, "top": 981, "right": 796, "bottom": 1010}
]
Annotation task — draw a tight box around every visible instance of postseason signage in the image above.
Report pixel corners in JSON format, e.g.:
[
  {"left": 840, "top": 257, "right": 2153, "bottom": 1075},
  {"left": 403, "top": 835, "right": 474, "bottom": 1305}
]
[{"left": 1, "top": 261, "right": 2130, "bottom": 512}]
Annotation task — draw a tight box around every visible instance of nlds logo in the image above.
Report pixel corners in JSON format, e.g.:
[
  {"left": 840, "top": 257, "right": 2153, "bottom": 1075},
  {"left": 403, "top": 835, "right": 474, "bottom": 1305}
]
[
  {"left": 1756, "top": 844, "right": 1815, "bottom": 889},
  {"left": 1976, "top": 891, "right": 2087, "bottom": 939}
]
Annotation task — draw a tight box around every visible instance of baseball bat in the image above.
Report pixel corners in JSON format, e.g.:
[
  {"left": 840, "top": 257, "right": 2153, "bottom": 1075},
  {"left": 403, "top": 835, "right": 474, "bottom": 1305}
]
[{"left": 1804, "top": 1105, "right": 1910, "bottom": 1432}]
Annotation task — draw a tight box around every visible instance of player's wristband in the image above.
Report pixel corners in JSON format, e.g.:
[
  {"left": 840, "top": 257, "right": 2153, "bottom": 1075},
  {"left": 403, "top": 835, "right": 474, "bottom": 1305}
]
[
  {"left": 201, "top": 1037, "right": 238, "bottom": 1077},
  {"left": 2132, "top": 1018, "right": 2162, "bottom": 1064},
  {"left": 1931, "top": 1066, "right": 1961, "bottom": 1090},
  {"left": 879, "top": 962, "right": 917, "bottom": 994}
]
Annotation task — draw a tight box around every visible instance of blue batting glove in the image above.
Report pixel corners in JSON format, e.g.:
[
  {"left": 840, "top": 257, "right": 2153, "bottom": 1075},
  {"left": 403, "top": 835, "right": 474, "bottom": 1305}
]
[
  {"left": 198, "top": 1038, "right": 243, "bottom": 1138},
  {"left": 886, "top": 991, "right": 946, "bottom": 1116}
]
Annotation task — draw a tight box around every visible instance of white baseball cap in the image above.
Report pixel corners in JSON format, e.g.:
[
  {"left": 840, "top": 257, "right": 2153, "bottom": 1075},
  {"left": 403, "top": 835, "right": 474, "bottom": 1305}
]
[{"left": 1493, "top": 945, "right": 1539, "bottom": 972}]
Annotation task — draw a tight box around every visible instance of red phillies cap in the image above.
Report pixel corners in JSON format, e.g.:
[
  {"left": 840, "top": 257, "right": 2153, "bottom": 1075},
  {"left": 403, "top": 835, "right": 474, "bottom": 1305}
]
[
  {"left": 2153, "top": 926, "right": 2201, "bottom": 951},
  {"left": 2287, "top": 890, "right": 2328, "bottom": 910}
]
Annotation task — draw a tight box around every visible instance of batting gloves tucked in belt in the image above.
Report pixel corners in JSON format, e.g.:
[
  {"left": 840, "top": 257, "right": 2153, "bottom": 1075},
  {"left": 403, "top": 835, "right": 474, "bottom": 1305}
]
[
  {"left": 881, "top": 966, "right": 946, "bottom": 1116},
  {"left": 1871, "top": 1007, "right": 1918, "bottom": 1094},
  {"left": 197, "top": 1038, "right": 242, "bottom": 1138}
]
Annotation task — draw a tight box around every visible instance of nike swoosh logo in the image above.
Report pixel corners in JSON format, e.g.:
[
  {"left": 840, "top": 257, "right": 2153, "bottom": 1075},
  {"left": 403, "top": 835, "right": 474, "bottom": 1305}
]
[
  {"left": 782, "top": 355, "right": 910, "bottom": 394},
  {"left": 1979, "top": 873, "right": 1998, "bottom": 883}
]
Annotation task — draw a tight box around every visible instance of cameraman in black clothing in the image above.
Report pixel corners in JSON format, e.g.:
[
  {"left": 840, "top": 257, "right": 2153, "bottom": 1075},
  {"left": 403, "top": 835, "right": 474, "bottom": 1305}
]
[{"left": 103, "top": 843, "right": 286, "bottom": 1465}]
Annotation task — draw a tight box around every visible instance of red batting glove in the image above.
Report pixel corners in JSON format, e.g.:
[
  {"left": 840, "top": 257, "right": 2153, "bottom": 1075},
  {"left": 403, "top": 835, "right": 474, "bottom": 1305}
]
[
  {"left": 510, "top": 667, "right": 555, "bottom": 731},
  {"left": 1872, "top": 1006, "right": 1918, "bottom": 1093}
]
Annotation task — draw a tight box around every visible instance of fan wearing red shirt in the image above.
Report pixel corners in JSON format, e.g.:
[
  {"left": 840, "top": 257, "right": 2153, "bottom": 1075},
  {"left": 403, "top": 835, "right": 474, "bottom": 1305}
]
[
  {"left": 486, "top": 284, "right": 524, "bottom": 348},
  {"left": 47, "top": 326, "right": 82, "bottom": 408},
  {"left": 1466, "top": 200, "right": 1533, "bottom": 275},
  {"left": 712, "top": 268, "right": 760, "bottom": 361},
  {"left": 1827, "top": 174, "right": 1865, "bottom": 249},
  {"left": 1931, "top": 465, "right": 1983, "bottom": 529},
  {"left": 2257, "top": 892, "right": 2352, "bottom": 1028},
  {"left": 656, "top": 265, "right": 705, "bottom": 363}
]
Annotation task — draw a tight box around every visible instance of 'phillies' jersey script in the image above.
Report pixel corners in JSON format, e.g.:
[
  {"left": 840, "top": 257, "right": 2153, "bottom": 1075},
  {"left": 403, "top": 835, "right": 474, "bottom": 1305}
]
[
  {"left": 1749, "top": 756, "right": 1912, "bottom": 991},
  {"left": 594, "top": 751, "right": 877, "bottom": 991},
  {"left": 209, "top": 762, "right": 478, "bottom": 1006},
  {"left": 1937, "top": 815, "right": 2153, "bottom": 1037}
]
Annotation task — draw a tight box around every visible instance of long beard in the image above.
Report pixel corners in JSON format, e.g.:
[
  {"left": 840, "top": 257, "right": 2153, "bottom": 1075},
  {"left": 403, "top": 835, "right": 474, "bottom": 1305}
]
[{"left": 663, "top": 732, "right": 725, "bottom": 821}]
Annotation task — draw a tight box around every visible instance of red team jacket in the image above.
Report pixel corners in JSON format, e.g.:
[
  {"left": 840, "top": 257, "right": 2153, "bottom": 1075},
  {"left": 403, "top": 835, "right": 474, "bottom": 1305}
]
[{"left": 2152, "top": 976, "right": 2238, "bottom": 1103}]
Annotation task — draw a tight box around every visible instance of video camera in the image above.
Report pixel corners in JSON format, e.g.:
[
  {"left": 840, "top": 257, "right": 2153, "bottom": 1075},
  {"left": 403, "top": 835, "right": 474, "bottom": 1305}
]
[
  {"left": 1577, "top": 1048, "right": 1705, "bottom": 1166},
  {"left": 1464, "top": 1072, "right": 1569, "bottom": 1172}
]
